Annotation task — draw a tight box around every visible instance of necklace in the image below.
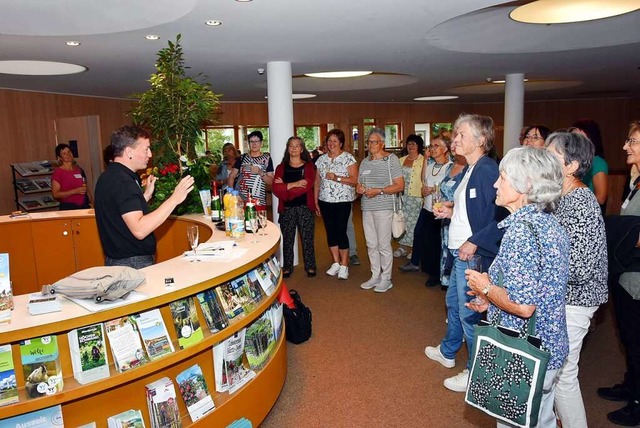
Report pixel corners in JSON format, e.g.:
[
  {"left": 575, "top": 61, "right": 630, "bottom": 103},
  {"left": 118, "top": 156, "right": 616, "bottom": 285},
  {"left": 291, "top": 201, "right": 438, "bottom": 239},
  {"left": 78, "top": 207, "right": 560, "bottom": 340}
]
[{"left": 431, "top": 162, "right": 446, "bottom": 176}]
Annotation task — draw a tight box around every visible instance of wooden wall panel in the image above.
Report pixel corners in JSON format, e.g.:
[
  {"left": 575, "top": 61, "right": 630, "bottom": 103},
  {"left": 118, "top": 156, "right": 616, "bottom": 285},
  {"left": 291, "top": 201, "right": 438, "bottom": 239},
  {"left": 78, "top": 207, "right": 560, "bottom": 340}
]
[{"left": 1, "top": 88, "right": 638, "bottom": 215}]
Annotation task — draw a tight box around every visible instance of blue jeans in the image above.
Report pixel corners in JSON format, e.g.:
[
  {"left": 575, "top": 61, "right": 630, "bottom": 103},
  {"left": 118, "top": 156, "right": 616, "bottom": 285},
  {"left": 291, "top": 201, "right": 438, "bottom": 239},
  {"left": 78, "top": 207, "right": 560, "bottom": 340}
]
[{"left": 440, "top": 250, "right": 483, "bottom": 369}]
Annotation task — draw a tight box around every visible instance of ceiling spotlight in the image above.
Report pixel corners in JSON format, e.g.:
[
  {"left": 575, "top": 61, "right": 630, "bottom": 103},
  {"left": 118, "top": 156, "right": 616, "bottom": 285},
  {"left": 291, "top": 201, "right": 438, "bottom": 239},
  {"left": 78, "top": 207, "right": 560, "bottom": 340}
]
[
  {"left": 206, "top": 20, "right": 222, "bottom": 26},
  {"left": 510, "top": 0, "right": 640, "bottom": 24},
  {"left": 145, "top": 35, "right": 160, "bottom": 40},
  {"left": 491, "top": 79, "right": 529, "bottom": 84},
  {"left": 65, "top": 41, "right": 81, "bottom": 47},
  {"left": 305, "top": 71, "right": 373, "bottom": 79},
  {"left": 413, "top": 95, "right": 459, "bottom": 101}
]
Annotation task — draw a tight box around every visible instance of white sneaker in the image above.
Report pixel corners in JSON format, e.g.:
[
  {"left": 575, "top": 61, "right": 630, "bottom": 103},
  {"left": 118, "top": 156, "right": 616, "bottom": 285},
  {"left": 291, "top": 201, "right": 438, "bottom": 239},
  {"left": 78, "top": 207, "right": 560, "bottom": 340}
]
[
  {"left": 444, "top": 369, "right": 469, "bottom": 392},
  {"left": 337, "top": 265, "right": 349, "bottom": 280},
  {"left": 425, "top": 345, "right": 455, "bottom": 369},
  {"left": 360, "top": 277, "right": 380, "bottom": 290},
  {"left": 393, "top": 247, "right": 407, "bottom": 258},
  {"left": 374, "top": 279, "right": 393, "bottom": 293},
  {"left": 326, "top": 262, "right": 341, "bottom": 276},
  {"left": 406, "top": 252, "right": 412, "bottom": 260}
]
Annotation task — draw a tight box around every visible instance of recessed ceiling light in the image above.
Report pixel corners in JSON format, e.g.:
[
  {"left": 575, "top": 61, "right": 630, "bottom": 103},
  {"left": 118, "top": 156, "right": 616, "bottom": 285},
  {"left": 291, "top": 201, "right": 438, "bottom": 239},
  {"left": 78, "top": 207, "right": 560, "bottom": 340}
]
[
  {"left": 413, "top": 95, "right": 459, "bottom": 101},
  {"left": 510, "top": 0, "right": 640, "bottom": 24},
  {"left": 236, "top": 0, "right": 253, "bottom": 2},
  {"left": 265, "top": 94, "right": 317, "bottom": 100},
  {"left": 65, "top": 41, "right": 81, "bottom": 47},
  {"left": 304, "top": 71, "right": 373, "bottom": 78},
  {"left": 206, "top": 20, "right": 222, "bottom": 26},
  {"left": 0, "top": 60, "right": 86, "bottom": 76},
  {"left": 491, "top": 79, "right": 530, "bottom": 84},
  {"left": 145, "top": 35, "right": 160, "bottom": 40}
]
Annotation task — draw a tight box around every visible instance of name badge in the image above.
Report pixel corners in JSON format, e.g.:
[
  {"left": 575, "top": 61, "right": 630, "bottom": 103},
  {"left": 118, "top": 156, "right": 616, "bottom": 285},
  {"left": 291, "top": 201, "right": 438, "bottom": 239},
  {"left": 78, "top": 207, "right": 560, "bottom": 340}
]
[
  {"left": 74, "top": 174, "right": 83, "bottom": 179},
  {"left": 361, "top": 170, "right": 371, "bottom": 175},
  {"left": 622, "top": 199, "right": 630, "bottom": 210},
  {"left": 470, "top": 188, "right": 477, "bottom": 199}
]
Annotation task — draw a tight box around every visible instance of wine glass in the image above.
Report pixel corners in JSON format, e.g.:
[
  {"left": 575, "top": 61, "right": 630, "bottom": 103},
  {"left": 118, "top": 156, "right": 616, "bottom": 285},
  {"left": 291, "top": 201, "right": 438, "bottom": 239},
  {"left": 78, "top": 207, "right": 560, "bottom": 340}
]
[
  {"left": 248, "top": 211, "right": 259, "bottom": 244},
  {"left": 186, "top": 225, "right": 200, "bottom": 262},
  {"left": 467, "top": 255, "right": 484, "bottom": 305},
  {"left": 257, "top": 209, "right": 268, "bottom": 236}
]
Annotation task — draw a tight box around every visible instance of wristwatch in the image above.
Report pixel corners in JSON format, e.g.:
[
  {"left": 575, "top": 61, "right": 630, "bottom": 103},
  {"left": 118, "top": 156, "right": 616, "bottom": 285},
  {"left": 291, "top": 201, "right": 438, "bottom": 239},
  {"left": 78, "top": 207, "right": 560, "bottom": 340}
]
[
  {"left": 379, "top": 188, "right": 384, "bottom": 195},
  {"left": 336, "top": 177, "right": 342, "bottom": 183},
  {"left": 482, "top": 284, "right": 491, "bottom": 296}
]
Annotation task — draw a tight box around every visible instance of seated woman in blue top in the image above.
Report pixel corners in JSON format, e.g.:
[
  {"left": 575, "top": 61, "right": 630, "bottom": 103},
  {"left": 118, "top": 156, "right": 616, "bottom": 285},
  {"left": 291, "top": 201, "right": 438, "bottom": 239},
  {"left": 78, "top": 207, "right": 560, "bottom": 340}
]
[
  {"left": 466, "top": 147, "right": 570, "bottom": 428},
  {"left": 425, "top": 113, "right": 506, "bottom": 393}
]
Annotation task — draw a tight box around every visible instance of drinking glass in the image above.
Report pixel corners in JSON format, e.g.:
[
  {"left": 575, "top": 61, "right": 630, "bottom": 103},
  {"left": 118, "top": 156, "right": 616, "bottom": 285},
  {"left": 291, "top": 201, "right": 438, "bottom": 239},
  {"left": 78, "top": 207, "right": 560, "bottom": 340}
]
[
  {"left": 248, "top": 212, "right": 260, "bottom": 244},
  {"left": 432, "top": 184, "right": 443, "bottom": 212},
  {"left": 257, "top": 209, "right": 268, "bottom": 236},
  {"left": 186, "top": 225, "right": 200, "bottom": 262},
  {"left": 467, "top": 255, "right": 484, "bottom": 305}
]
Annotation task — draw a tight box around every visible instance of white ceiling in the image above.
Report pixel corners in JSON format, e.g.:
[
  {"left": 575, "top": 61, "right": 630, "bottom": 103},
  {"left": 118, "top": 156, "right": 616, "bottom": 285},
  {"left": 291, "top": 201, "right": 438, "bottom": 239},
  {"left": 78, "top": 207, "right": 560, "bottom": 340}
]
[{"left": 0, "top": 0, "right": 639, "bottom": 102}]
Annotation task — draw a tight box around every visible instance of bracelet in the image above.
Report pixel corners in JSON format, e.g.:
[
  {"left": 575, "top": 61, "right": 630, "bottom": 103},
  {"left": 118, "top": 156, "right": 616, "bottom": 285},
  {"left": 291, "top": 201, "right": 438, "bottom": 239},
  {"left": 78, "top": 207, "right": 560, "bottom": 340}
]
[
  {"left": 482, "top": 284, "right": 491, "bottom": 296},
  {"left": 379, "top": 188, "right": 384, "bottom": 195}
]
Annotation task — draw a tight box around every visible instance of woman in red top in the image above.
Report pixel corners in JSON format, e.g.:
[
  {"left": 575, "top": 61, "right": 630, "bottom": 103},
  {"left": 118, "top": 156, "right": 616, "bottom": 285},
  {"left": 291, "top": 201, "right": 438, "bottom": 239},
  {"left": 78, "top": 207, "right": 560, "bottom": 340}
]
[
  {"left": 273, "top": 137, "right": 317, "bottom": 278},
  {"left": 51, "top": 143, "right": 91, "bottom": 210}
]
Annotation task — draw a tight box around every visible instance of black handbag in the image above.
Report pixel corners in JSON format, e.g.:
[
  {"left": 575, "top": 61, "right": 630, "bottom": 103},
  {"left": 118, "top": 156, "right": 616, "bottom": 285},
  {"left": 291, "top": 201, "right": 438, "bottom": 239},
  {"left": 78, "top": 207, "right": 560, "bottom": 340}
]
[{"left": 283, "top": 289, "right": 312, "bottom": 344}]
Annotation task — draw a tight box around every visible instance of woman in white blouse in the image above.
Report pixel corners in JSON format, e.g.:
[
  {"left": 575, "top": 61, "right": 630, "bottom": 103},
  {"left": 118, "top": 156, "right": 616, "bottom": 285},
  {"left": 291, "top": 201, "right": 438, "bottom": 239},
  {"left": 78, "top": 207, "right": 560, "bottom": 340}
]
[{"left": 314, "top": 129, "right": 358, "bottom": 280}]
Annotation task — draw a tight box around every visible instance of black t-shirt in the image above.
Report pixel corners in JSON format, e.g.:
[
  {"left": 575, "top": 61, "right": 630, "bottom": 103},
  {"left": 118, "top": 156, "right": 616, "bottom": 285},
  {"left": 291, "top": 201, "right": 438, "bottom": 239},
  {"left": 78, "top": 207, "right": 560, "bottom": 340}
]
[
  {"left": 283, "top": 164, "right": 307, "bottom": 207},
  {"left": 95, "top": 162, "right": 156, "bottom": 259}
]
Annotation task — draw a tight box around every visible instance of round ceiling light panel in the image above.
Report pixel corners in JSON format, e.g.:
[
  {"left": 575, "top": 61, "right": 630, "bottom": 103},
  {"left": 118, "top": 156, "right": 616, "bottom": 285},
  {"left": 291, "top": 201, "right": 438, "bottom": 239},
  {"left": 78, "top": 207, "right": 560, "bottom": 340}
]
[{"left": 0, "top": 60, "right": 87, "bottom": 76}]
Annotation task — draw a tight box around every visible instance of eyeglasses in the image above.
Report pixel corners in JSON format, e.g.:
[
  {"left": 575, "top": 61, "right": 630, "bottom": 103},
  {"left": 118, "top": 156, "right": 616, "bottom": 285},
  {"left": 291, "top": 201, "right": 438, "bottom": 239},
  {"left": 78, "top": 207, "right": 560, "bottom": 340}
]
[
  {"left": 366, "top": 140, "right": 384, "bottom": 145},
  {"left": 524, "top": 135, "right": 543, "bottom": 141},
  {"left": 406, "top": 141, "right": 417, "bottom": 146},
  {"left": 625, "top": 138, "right": 640, "bottom": 146},
  {"left": 249, "top": 139, "right": 262, "bottom": 144},
  {"left": 430, "top": 145, "right": 445, "bottom": 150}
]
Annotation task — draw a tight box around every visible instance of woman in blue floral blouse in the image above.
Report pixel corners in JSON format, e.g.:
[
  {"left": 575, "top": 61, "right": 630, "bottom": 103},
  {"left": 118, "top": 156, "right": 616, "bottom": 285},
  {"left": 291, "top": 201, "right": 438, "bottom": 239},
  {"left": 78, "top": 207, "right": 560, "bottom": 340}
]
[{"left": 466, "top": 147, "right": 570, "bottom": 428}]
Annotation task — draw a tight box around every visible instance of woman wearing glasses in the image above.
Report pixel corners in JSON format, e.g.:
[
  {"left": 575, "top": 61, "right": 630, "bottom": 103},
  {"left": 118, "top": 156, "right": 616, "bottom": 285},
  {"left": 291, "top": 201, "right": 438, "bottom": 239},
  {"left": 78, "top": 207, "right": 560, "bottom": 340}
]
[
  {"left": 357, "top": 128, "right": 404, "bottom": 293},
  {"left": 522, "top": 125, "right": 551, "bottom": 149},
  {"left": 598, "top": 120, "right": 640, "bottom": 426},
  {"left": 227, "top": 130, "right": 274, "bottom": 206}
]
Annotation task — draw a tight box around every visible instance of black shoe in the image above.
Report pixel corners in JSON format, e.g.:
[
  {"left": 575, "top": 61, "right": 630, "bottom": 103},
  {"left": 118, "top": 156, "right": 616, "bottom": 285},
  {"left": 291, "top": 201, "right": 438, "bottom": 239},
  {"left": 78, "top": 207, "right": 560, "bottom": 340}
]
[
  {"left": 425, "top": 277, "right": 439, "bottom": 287},
  {"left": 608, "top": 401, "right": 640, "bottom": 426},
  {"left": 441, "top": 285, "right": 448, "bottom": 291},
  {"left": 306, "top": 269, "right": 316, "bottom": 277},
  {"left": 283, "top": 269, "right": 292, "bottom": 279},
  {"left": 599, "top": 383, "right": 632, "bottom": 402}
]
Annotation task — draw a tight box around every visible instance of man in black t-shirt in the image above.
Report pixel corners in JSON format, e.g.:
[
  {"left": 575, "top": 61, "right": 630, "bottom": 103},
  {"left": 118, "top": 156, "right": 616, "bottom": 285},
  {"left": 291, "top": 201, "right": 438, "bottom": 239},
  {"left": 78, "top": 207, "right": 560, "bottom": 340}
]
[{"left": 95, "top": 125, "right": 194, "bottom": 268}]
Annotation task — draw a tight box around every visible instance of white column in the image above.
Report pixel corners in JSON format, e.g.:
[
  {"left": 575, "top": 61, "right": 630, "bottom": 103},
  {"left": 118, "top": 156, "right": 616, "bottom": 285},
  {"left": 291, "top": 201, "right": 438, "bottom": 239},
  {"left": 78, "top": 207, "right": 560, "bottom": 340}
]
[
  {"left": 503, "top": 73, "right": 525, "bottom": 155},
  {"left": 266, "top": 61, "right": 295, "bottom": 265}
]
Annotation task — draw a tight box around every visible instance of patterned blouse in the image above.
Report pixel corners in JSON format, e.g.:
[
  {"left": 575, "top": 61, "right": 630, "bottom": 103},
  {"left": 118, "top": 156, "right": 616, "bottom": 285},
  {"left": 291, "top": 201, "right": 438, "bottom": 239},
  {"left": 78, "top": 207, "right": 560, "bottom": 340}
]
[
  {"left": 488, "top": 205, "right": 570, "bottom": 370},
  {"left": 554, "top": 188, "right": 608, "bottom": 307},
  {"left": 316, "top": 151, "right": 357, "bottom": 203},
  {"left": 233, "top": 153, "right": 274, "bottom": 205}
]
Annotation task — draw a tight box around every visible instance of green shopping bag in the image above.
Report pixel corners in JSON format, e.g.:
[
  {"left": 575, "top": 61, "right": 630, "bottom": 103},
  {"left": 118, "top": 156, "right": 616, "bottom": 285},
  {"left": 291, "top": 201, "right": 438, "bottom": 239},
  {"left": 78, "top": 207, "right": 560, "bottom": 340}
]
[{"left": 465, "top": 311, "right": 550, "bottom": 428}]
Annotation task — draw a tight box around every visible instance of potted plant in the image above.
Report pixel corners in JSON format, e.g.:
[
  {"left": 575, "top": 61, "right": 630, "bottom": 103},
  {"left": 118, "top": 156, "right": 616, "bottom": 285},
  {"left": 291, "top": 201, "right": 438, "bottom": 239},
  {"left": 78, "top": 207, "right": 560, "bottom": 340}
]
[{"left": 130, "top": 34, "right": 221, "bottom": 214}]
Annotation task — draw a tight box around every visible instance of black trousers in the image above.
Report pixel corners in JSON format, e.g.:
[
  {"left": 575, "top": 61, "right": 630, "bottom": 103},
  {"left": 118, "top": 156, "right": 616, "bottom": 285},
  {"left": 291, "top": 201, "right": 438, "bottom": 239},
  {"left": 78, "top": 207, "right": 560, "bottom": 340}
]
[
  {"left": 612, "top": 277, "right": 640, "bottom": 401},
  {"left": 410, "top": 208, "right": 442, "bottom": 277},
  {"left": 279, "top": 205, "right": 316, "bottom": 272},
  {"left": 318, "top": 200, "right": 351, "bottom": 250}
]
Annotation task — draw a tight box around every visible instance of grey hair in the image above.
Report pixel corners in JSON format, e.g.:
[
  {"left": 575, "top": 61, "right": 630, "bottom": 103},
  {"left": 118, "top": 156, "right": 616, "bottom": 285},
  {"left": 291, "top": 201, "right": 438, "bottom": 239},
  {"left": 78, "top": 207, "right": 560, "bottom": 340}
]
[
  {"left": 454, "top": 113, "right": 495, "bottom": 153},
  {"left": 366, "top": 127, "right": 385, "bottom": 141},
  {"left": 545, "top": 131, "right": 594, "bottom": 180},
  {"left": 500, "top": 147, "right": 563, "bottom": 212}
]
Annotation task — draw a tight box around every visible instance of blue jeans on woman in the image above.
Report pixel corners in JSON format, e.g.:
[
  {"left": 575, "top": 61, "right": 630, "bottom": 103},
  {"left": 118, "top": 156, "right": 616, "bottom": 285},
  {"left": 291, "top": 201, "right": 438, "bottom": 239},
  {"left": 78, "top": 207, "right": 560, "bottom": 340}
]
[{"left": 440, "top": 250, "right": 483, "bottom": 369}]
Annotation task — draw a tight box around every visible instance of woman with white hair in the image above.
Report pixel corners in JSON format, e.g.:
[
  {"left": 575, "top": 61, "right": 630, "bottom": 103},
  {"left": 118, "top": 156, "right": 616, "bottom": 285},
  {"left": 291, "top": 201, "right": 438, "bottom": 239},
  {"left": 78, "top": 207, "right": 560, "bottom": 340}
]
[
  {"left": 425, "top": 114, "right": 505, "bottom": 392},
  {"left": 546, "top": 132, "right": 608, "bottom": 428},
  {"left": 356, "top": 128, "right": 404, "bottom": 293},
  {"left": 466, "top": 147, "right": 570, "bottom": 428}
]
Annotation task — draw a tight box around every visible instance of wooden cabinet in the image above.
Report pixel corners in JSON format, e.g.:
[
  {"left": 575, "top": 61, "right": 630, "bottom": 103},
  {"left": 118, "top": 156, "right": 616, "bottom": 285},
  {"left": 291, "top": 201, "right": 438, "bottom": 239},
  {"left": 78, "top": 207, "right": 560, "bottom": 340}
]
[{"left": 0, "top": 214, "right": 286, "bottom": 427}]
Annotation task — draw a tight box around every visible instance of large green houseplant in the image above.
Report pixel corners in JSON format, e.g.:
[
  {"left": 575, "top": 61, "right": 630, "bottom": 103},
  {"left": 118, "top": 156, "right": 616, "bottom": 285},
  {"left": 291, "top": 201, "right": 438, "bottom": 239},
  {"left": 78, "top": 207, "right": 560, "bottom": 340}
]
[{"left": 130, "top": 34, "right": 221, "bottom": 214}]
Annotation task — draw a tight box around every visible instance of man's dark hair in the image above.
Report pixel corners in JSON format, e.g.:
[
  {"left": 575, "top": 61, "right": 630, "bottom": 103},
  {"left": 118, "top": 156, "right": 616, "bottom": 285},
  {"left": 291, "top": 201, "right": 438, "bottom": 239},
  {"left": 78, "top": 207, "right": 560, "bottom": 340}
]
[{"left": 110, "top": 125, "right": 151, "bottom": 158}]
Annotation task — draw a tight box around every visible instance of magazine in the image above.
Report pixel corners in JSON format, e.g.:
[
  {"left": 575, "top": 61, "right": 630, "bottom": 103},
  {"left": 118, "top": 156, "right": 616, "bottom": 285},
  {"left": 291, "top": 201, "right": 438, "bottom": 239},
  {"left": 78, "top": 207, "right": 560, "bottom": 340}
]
[
  {"left": 169, "top": 298, "right": 204, "bottom": 349},
  {"left": 1, "top": 405, "right": 64, "bottom": 427},
  {"left": 212, "top": 341, "right": 228, "bottom": 393},
  {"left": 68, "top": 323, "right": 110, "bottom": 384},
  {"left": 0, "top": 253, "right": 13, "bottom": 324},
  {"left": 229, "top": 276, "right": 257, "bottom": 313},
  {"left": 133, "top": 309, "right": 175, "bottom": 360},
  {"left": 176, "top": 364, "right": 215, "bottom": 422},
  {"left": 268, "top": 302, "right": 284, "bottom": 342},
  {"left": 245, "top": 270, "right": 265, "bottom": 304},
  {"left": 145, "top": 377, "right": 181, "bottom": 428},
  {"left": 19, "top": 336, "right": 63, "bottom": 399},
  {"left": 16, "top": 179, "right": 40, "bottom": 193},
  {"left": 196, "top": 289, "right": 229, "bottom": 333},
  {"left": 255, "top": 263, "right": 276, "bottom": 296},
  {"left": 223, "top": 329, "right": 255, "bottom": 394},
  {"left": 108, "top": 409, "right": 146, "bottom": 428},
  {"left": 214, "top": 282, "right": 245, "bottom": 321},
  {"left": 245, "top": 313, "right": 276, "bottom": 370},
  {"left": 0, "top": 344, "right": 18, "bottom": 406},
  {"left": 105, "top": 316, "right": 148, "bottom": 372}
]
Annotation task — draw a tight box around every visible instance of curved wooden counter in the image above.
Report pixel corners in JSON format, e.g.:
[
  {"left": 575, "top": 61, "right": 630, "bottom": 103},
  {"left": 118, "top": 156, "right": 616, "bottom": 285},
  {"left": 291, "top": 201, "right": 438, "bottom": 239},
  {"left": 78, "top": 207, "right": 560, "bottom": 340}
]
[{"left": 0, "top": 211, "right": 286, "bottom": 427}]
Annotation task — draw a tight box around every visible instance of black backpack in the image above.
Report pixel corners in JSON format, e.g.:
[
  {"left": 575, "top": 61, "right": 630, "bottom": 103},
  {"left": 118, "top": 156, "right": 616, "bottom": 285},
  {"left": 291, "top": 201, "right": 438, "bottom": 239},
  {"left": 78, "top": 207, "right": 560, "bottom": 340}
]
[{"left": 283, "top": 289, "right": 312, "bottom": 344}]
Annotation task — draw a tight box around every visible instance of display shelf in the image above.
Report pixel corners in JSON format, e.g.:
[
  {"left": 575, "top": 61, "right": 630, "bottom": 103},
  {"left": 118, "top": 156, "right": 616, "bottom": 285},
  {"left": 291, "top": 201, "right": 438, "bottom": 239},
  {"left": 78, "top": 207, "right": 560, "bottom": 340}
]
[
  {"left": 0, "top": 213, "right": 286, "bottom": 427},
  {"left": 11, "top": 161, "right": 59, "bottom": 212}
]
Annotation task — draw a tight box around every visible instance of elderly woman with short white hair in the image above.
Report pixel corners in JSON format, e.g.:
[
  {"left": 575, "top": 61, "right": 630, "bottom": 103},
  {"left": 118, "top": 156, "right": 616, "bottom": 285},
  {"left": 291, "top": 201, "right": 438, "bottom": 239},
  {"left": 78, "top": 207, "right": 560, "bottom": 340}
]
[{"left": 466, "top": 147, "right": 570, "bottom": 428}]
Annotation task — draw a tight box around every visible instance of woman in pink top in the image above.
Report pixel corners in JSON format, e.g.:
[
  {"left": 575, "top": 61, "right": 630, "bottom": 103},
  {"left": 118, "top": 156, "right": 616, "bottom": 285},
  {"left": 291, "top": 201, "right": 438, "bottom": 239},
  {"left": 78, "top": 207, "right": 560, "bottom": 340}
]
[{"left": 51, "top": 143, "right": 91, "bottom": 210}]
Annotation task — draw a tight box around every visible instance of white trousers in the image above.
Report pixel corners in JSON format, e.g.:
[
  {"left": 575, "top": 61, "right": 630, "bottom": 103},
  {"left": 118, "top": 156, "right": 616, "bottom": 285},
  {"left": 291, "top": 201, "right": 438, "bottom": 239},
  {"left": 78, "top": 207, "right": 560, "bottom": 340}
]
[
  {"left": 362, "top": 210, "right": 394, "bottom": 281},
  {"left": 554, "top": 305, "right": 599, "bottom": 428},
  {"left": 497, "top": 369, "right": 559, "bottom": 428}
]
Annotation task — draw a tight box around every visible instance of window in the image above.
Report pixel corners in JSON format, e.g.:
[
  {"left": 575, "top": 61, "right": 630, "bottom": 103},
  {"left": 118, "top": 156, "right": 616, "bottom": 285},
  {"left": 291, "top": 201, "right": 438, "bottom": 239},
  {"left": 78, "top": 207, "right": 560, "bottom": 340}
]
[
  {"left": 295, "top": 126, "right": 321, "bottom": 150},
  {"left": 202, "top": 127, "right": 236, "bottom": 161},
  {"left": 241, "top": 127, "right": 270, "bottom": 153}
]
